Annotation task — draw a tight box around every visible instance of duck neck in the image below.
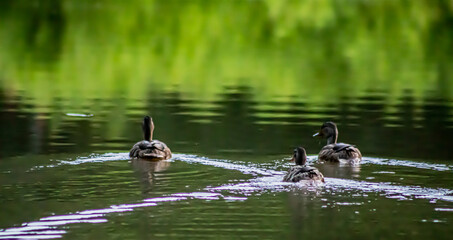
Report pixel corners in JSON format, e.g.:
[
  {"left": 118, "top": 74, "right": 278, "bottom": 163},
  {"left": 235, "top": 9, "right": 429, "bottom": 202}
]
[
  {"left": 327, "top": 129, "right": 338, "bottom": 145},
  {"left": 296, "top": 153, "right": 307, "bottom": 166},
  {"left": 143, "top": 121, "right": 154, "bottom": 142}
]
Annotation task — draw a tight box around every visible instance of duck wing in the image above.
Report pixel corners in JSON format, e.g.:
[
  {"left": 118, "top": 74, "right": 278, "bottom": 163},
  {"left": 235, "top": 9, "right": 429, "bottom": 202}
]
[
  {"left": 335, "top": 143, "right": 362, "bottom": 160},
  {"left": 129, "top": 140, "right": 172, "bottom": 160},
  {"left": 319, "top": 143, "right": 361, "bottom": 162},
  {"left": 283, "top": 166, "right": 324, "bottom": 182}
]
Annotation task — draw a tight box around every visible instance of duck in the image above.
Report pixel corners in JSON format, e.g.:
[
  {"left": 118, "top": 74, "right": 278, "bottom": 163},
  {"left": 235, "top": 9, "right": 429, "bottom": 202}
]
[
  {"left": 313, "top": 121, "right": 361, "bottom": 163},
  {"left": 283, "top": 147, "right": 324, "bottom": 183},
  {"left": 129, "top": 116, "right": 172, "bottom": 160}
]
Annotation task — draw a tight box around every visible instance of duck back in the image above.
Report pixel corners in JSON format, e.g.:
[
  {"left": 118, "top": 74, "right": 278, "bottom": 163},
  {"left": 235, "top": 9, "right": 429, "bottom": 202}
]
[
  {"left": 129, "top": 140, "right": 172, "bottom": 160},
  {"left": 319, "top": 143, "right": 361, "bottom": 163},
  {"left": 283, "top": 165, "right": 324, "bottom": 182}
]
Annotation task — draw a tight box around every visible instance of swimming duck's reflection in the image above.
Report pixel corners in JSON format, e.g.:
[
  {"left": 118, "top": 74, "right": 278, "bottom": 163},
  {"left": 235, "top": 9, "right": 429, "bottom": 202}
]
[
  {"left": 316, "top": 161, "right": 361, "bottom": 179},
  {"left": 131, "top": 158, "right": 171, "bottom": 184}
]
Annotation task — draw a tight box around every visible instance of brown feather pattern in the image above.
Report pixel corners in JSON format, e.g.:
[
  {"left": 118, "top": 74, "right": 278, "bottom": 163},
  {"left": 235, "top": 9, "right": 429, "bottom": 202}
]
[
  {"left": 318, "top": 143, "right": 361, "bottom": 163},
  {"left": 129, "top": 140, "right": 172, "bottom": 160},
  {"left": 283, "top": 166, "right": 325, "bottom": 182}
]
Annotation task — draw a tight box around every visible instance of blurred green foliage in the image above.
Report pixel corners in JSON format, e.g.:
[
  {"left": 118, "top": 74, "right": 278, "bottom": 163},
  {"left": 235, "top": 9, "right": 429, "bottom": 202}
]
[{"left": 0, "top": 0, "right": 453, "bottom": 110}]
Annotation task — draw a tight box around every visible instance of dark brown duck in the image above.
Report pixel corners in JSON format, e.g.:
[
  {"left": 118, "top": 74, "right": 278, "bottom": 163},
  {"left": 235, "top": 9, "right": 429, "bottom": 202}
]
[
  {"left": 313, "top": 121, "right": 361, "bottom": 163},
  {"left": 283, "top": 147, "right": 324, "bottom": 183},
  {"left": 129, "top": 116, "right": 172, "bottom": 160}
]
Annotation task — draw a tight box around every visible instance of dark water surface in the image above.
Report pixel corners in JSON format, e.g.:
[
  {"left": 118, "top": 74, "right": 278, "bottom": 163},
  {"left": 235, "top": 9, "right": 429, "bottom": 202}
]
[
  {"left": 2, "top": 0, "right": 453, "bottom": 239},
  {"left": 1, "top": 92, "right": 453, "bottom": 239}
]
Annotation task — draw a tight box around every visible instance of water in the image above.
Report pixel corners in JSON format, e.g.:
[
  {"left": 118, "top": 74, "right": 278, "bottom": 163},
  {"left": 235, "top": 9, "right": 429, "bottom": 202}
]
[
  {"left": 1, "top": 152, "right": 453, "bottom": 239},
  {"left": 2, "top": 0, "right": 453, "bottom": 239}
]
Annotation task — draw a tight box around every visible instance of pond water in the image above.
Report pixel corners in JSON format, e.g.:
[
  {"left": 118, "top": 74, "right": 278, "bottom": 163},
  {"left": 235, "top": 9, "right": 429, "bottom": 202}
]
[
  {"left": 1, "top": 0, "right": 453, "bottom": 239},
  {"left": 1, "top": 92, "right": 453, "bottom": 239}
]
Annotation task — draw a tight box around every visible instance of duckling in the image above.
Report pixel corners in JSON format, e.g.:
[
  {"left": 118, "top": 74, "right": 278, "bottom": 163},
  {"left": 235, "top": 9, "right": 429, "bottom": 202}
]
[
  {"left": 283, "top": 147, "right": 324, "bottom": 183},
  {"left": 313, "top": 121, "right": 361, "bottom": 163},
  {"left": 129, "top": 116, "right": 172, "bottom": 160}
]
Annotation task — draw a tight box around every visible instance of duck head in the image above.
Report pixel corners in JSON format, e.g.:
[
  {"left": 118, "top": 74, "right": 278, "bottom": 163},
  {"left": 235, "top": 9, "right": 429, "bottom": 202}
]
[
  {"left": 313, "top": 121, "right": 338, "bottom": 145},
  {"left": 142, "top": 116, "right": 155, "bottom": 141},
  {"left": 291, "top": 147, "right": 307, "bottom": 166}
]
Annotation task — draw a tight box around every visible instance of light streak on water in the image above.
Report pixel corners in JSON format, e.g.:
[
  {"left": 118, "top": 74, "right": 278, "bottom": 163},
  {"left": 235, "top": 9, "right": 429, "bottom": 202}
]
[{"left": 3, "top": 153, "right": 453, "bottom": 239}]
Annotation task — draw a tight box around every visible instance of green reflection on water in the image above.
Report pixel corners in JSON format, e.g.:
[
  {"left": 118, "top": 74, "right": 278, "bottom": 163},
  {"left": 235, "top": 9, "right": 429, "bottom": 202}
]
[
  {"left": 1, "top": 0, "right": 453, "bottom": 161},
  {"left": 0, "top": 0, "right": 452, "bottom": 109}
]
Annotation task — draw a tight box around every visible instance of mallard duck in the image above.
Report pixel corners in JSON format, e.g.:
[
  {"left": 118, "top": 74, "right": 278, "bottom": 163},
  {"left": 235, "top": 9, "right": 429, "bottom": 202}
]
[
  {"left": 313, "top": 121, "right": 361, "bottom": 163},
  {"left": 283, "top": 147, "right": 324, "bottom": 183},
  {"left": 129, "top": 116, "right": 172, "bottom": 160}
]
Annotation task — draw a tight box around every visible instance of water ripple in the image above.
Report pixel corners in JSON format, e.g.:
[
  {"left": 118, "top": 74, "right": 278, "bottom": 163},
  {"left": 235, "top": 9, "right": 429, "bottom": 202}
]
[
  {"left": 27, "top": 153, "right": 453, "bottom": 175},
  {"left": 362, "top": 157, "right": 453, "bottom": 172},
  {"left": 5, "top": 153, "right": 452, "bottom": 239},
  {"left": 0, "top": 191, "right": 247, "bottom": 239},
  {"left": 28, "top": 153, "right": 130, "bottom": 171},
  {"left": 173, "top": 154, "right": 282, "bottom": 176}
]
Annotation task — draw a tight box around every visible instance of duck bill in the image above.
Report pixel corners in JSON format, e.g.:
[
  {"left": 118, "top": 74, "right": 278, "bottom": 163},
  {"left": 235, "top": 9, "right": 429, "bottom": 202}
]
[
  {"left": 290, "top": 156, "right": 295, "bottom": 162},
  {"left": 313, "top": 131, "right": 322, "bottom": 138}
]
